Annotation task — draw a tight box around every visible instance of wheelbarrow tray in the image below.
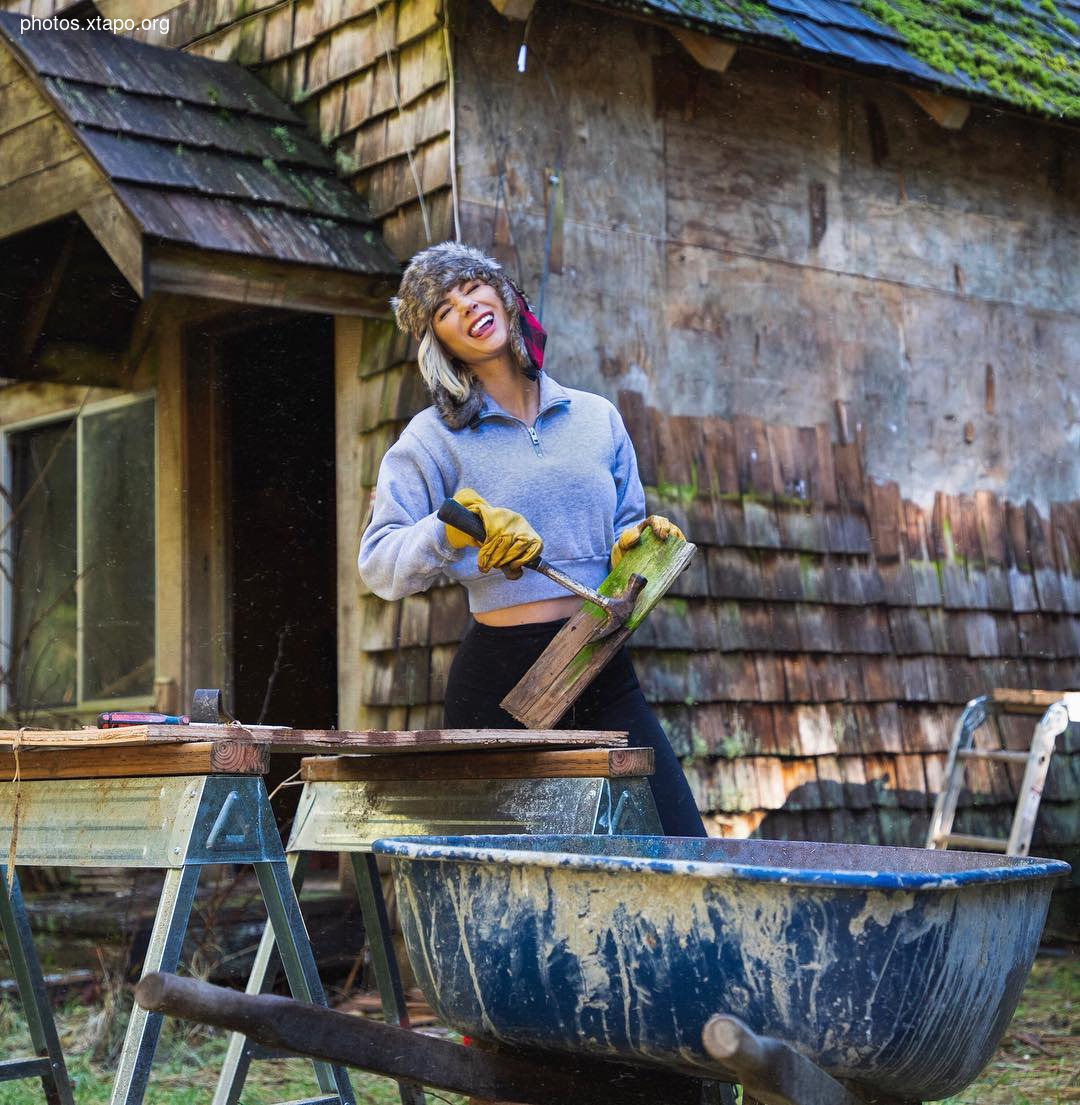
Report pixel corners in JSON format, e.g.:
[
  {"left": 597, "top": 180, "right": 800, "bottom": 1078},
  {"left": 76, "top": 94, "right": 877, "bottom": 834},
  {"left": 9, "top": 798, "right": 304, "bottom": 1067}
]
[{"left": 373, "top": 834, "right": 1069, "bottom": 1102}]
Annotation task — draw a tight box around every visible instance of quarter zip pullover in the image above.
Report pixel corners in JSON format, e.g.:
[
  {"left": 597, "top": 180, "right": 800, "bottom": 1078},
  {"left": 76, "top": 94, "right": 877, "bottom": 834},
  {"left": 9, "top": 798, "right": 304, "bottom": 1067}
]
[{"left": 358, "top": 372, "right": 646, "bottom": 613}]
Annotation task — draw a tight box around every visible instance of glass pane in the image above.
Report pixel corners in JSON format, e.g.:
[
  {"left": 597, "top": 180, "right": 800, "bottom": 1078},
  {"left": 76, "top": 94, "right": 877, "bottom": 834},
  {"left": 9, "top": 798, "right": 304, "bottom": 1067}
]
[
  {"left": 81, "top": 398, "right": 155, "bottom": 701},
  {"left": 10, "top": 420, "right": 78, "bottom": 712}
]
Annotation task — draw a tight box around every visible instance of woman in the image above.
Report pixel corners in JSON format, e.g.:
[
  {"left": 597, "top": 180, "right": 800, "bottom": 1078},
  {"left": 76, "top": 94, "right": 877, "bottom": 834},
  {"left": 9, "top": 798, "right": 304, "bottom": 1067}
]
[{"left": 358, "top": 241, "right": 705, "bottom": 837}]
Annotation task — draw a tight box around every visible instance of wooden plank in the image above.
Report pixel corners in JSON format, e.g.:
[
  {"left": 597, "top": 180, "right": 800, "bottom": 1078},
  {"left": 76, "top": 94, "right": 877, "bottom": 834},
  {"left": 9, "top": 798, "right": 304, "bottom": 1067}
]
[
  {"left": 991, "top": 688, "right": 1078, "bottom": 713},
  {"left": 0, "top": 153, "right": 108, "bottom": 239},
  {"left": 502, "top": 530, "right": 697, "bottom": 728},
  {"left": 270, "top": 728, "right": 629, "bottom": 752},
  {"left": 147, "top": 244, "right": 394, "bottom": 318},
  {"left": 0, "top": 73, "right": 51, "bottom": 139},
  {"left": 300, "top": 747, "right": 654, "bottom": 782},
  {"left": 0, "top": 741, "right": 269, "bottom": 779}
]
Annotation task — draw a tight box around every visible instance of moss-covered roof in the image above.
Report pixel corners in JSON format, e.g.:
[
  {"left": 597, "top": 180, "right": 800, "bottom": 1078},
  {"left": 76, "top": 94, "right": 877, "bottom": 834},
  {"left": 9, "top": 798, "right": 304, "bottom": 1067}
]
[{"left": 594, "top": 0, "right": 1080, "bottom": 124}]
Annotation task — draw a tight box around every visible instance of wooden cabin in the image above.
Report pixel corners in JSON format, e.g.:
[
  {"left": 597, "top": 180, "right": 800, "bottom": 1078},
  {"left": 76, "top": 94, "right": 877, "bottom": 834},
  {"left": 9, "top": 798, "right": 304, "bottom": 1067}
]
[{"left": 0, "top": 0, "right": 1077, "bottom": 920}]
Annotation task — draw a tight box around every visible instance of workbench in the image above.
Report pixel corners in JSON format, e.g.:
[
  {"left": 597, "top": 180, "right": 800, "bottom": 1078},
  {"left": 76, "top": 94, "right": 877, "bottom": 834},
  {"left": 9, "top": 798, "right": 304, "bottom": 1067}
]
[
  {"left": 213, "top": 743, "right": 661, "bottom": 1105},
  {"left": 0, "top": 722, "right": 650, "bottom": 1105}
]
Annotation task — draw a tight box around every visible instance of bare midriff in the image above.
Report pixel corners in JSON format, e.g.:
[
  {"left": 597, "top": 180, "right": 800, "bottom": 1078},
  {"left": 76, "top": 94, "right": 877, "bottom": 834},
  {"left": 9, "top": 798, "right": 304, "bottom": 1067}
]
[{"left": 473, "top": 595, "right": 581, "bottom": 627}]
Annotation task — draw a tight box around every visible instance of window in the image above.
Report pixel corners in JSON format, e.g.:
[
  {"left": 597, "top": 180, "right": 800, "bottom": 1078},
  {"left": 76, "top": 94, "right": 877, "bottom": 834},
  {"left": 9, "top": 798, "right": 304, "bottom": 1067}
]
[{"left": 2, "top": 394, "right": 155, "bottom": 719}]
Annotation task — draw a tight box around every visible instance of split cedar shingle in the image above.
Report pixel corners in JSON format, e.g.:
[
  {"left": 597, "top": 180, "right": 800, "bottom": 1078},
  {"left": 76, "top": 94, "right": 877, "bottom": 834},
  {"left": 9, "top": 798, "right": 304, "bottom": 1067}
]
[
  {"left": 869, "top": 480, "right": 902, "bottom": 561},
  {"left": 754, "top": 655, "right": 786, "bottom": 701},
  {"left": 794, "top": 704, "right": 838, "bottom": 756},
  {"left": 707, "top": 549, "right": 764, "bottom": 600},
  {"left": 427, "top": 643, "right": 455, "bottom": 702},
  {"left": 427, "top": 583, "right": 468, "bottom": 645},
  {"left": 1026, "top": 501, "right": 1065, "bottom": 613},
  {"left": 899, "top": 657, "right": 931, "bottom": 701},
  {"left": 814, "top": 755, "right": 845, "bottom": 809},
  {"left": 778, "top": 758, "right": 821, "bottom": 810},
  {"left": 893, "top": 754, "right": 928, "bottom": 808},
  {"left": 358, "top": 593, "right": 400, "bottom": 650},
  {"left": 862, "top": 755, "right": 900, "bottom": 807},
  {"left": 899, "top": 707, "right": 953, "bottom": 754}
]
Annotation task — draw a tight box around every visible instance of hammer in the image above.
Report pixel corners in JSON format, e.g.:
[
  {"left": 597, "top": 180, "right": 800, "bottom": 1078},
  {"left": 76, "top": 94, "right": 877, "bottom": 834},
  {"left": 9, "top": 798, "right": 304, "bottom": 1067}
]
[{"left": 437, "top": 498, "right": 647, "bottom": 638}]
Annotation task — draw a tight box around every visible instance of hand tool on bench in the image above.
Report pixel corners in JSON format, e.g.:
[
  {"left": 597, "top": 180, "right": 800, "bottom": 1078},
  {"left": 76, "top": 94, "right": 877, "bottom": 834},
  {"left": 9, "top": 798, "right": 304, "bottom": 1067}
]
[{"left": 437, "top": 498, "right": 646, "bottom": 639}]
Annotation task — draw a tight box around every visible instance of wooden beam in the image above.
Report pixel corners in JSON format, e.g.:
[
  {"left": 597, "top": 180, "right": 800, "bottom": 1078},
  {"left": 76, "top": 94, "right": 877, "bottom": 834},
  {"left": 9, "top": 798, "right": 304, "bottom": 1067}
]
[
  {"left": 0, "top": 741, "right": 269, "bottom": 779},
  {"left": 487, "top": 0, "right": 537, "bottom": 20},
  {"left": 0, "top": 154, "right": 108, "bottom": 239},
  {"left": 672, "top": 28, "right": 737, "bottom": 74},
  {"left": 503, "top": 530, "right": 698, "bottom": 729},
  {"left": 300, "top": 747, "right": 655, "bottom": 782},
  {"left": 147, "top": 244, "right": 396, "bottom": 318},
  {"left": 906, "top": 87, "right": 970, "bottom": 130},
  {"left": 0, "top": 725, "right": 627, "bottom": 754},
  {"left": 79, "top": 192, "right": 145, "bottom": 296}
]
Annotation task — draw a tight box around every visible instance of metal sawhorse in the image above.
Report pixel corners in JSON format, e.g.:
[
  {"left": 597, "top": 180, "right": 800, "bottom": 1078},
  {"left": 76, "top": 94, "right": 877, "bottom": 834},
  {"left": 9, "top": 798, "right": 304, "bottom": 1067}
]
[
  {"left": 0, "top": 773, "right": 355, "bottom": 1105},
  {"left": 214, "top": 751, "right": 662, "bottom": 1105}
]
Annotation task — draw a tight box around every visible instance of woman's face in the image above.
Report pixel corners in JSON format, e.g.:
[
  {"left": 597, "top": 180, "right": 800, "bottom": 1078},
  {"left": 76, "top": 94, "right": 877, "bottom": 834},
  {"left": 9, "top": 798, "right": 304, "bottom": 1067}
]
[{"left": 430, "top": 280, "right": 510, "bottom": 365}]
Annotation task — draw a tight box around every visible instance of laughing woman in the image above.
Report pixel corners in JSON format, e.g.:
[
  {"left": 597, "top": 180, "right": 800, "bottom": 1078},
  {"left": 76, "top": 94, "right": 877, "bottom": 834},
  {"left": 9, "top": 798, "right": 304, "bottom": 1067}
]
[{"left": 358, "top": 241, "right": 706, "bottom": 837}]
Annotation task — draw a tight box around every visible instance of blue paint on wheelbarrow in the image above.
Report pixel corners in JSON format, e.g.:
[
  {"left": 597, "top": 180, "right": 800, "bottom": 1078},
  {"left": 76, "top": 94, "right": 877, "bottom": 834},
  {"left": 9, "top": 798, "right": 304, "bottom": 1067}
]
[{"left": 373, "top": 835, "right": 1070, "bottom": 1102}]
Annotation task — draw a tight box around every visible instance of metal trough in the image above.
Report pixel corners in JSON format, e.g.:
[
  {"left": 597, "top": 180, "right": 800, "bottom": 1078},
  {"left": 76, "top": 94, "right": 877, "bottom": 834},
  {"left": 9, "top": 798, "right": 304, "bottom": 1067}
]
[{"left": 373, "top": 834, "right": 1070, "bottom": 1102}]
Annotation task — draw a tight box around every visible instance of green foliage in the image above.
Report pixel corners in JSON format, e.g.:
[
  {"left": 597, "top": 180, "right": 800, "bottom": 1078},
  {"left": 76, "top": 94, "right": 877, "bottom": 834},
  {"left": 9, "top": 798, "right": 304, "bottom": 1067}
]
[{"left": 854, "top": 0, "right": 1080, "bottom": 120}]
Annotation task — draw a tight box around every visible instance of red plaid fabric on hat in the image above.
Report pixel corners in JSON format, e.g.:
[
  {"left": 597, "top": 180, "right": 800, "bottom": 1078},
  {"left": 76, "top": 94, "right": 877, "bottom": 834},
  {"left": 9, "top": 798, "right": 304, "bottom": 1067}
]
[{"left": 512, "top": 284, "right": 546, "bottom": 377}]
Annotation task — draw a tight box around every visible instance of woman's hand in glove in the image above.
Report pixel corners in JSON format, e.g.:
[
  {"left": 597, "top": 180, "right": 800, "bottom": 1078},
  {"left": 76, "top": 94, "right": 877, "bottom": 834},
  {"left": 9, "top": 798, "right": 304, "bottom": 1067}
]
[
  {"left": 610, "top": 515, "right": 686, "bottom": 570},
  {"left": 443, "top": 488, "right": 543, "bottom": 577}
]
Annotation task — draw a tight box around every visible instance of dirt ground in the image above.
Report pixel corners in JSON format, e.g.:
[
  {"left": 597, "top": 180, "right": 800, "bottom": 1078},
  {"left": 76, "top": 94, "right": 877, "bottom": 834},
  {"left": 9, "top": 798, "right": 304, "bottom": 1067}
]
[{"left": 0, "top": 951, "right": 1074, "bottom": 1103}]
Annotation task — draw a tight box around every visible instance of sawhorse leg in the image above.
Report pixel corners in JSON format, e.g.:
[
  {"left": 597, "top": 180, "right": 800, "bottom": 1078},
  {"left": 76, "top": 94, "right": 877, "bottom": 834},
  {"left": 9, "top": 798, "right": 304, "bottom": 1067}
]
[
  {"left": 212, "top": 855, "right": 355, "bottom": 1105},
  {"left": 0, "top": 867, "right": 75, "bottom": 1105},
  {"left": 349, "top": 852, "right": 425, "bottom": 1105},
  {"left": 215, "top": 853, "right": 422, "bottom": 1105},
  {"left": 111, "top": 865, "right": 201, "bottom": 1105}
]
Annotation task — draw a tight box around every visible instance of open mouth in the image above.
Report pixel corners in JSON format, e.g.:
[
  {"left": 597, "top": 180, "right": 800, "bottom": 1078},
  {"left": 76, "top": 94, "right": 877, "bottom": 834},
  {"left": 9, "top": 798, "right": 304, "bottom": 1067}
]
[{"left": 468, "top": 312, "right": 495, "bottom": 339}]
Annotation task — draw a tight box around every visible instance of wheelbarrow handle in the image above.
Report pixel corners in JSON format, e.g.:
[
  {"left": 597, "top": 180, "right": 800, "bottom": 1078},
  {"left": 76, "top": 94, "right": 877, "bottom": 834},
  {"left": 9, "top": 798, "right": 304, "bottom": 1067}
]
[
  {"left": 135, "top": 972, "right": 717, "bottom": 1105},
  {"left": 703, "top": 1015, "right": 869, "bottom": 1105}
]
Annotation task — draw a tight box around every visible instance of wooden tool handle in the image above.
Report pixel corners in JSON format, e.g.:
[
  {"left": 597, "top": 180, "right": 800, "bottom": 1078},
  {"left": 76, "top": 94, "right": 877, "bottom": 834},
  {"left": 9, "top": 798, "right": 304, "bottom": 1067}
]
[
  {"left": 702, "top": 1015, "right": 864, "bottom": 1105},
  {"left": 135, "top": 972, "right": 712, "bottom": 1105},
  {"left": 438, "top": 498, "right": 487, "bottom": 542}
]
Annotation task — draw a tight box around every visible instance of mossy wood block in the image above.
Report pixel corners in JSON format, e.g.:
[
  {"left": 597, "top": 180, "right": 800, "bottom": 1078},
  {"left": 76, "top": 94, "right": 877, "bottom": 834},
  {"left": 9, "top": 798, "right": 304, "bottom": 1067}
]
[{"left": 501, "top": 531, "right": 697, "bottom": 729}]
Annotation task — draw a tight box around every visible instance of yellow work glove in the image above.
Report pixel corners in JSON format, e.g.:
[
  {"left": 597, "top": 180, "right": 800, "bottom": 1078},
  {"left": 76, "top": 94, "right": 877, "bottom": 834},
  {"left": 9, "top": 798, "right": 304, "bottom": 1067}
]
[
  {"left": 610, "top": 515, "right": 686, "bottom": 570},
  {"left": 444, "top": 488, "right": 543, "bottom": 578}
]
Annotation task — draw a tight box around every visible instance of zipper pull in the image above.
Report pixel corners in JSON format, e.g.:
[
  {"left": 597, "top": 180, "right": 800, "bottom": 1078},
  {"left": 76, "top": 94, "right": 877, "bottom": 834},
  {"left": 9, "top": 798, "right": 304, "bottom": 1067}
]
[{"left": 526, "top": 426, "right": 543, "bottom": 456}]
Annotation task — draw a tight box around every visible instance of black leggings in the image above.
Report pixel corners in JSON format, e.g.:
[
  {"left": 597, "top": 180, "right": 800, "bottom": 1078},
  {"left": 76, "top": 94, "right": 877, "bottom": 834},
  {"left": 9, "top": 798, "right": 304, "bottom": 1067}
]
[{"left": 444, "top": 619, "right": 707, "bottom": 837}]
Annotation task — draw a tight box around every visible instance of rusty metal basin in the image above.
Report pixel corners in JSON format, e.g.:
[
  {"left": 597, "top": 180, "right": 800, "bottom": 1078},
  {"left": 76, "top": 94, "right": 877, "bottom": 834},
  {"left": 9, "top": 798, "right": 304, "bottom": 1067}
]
[{"left": 373, "top": 834, "right": 1069, "bottom": 1101}]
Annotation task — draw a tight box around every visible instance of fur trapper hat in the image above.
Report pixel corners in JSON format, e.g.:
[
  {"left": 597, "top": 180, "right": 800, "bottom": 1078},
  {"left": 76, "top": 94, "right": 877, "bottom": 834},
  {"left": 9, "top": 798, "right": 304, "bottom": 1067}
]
[{"left": 391, "top": 241, "right": 533, "bottom": 429}]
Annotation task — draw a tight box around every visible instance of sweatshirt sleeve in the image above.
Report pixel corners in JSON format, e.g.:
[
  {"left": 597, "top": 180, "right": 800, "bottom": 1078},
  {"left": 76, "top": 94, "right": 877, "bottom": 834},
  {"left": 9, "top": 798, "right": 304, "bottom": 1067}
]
[
  {"left": 610, "top": 405, "right": 647, "bottom": 537},
  {"left": 357, "top": 429, "right": 459, "bottom": 601}
]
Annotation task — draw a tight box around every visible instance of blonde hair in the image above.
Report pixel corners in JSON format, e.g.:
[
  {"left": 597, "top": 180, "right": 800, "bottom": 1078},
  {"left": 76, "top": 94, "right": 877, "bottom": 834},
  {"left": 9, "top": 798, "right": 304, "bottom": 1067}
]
[{"left": 418, "top": 325, "right": 473, "bottom": 403}]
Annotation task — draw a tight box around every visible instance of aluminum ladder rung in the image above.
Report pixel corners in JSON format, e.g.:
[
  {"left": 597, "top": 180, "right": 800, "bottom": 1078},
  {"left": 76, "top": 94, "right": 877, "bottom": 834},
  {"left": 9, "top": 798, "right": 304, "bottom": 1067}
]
[
  {"left": 956, "top": 748, "right": 1032, "bottom": 763},
  {"left": 277, "top": 1097, "right": 344, "bottom": 1105},
  {"left": 938, "top": 833, "right": 1008, "bottom": 852},
  {"left": 0, "top": 1056, "right": 52, "bottom": 1081}
]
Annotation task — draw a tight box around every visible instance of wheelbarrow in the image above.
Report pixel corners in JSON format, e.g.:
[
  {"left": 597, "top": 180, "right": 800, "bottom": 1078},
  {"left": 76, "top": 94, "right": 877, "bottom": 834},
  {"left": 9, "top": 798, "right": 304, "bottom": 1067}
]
[{"left": 135, "top": 835, "right": 1069, "bottom": 1105}]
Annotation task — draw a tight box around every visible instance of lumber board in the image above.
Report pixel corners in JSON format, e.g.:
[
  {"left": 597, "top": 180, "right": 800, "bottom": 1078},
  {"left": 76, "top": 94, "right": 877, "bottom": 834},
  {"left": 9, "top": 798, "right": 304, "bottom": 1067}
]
[
  {"left": 0, "top": 726, "right": 627, "bottom": 754},
  {"left": 0, "top": 742, "right": 269, "bottom": 780},
  {"left": 991, "top": 688, "right": 1078, "bottom": 713},
  {"left": 300, "top": 747, "right": 653, "bottom": 782},
  {"left": 502, "top": 530, "right": 698, "bottom": 729},
  {"left": 271, "top": 728, "right": 628, "bottom": 753}
]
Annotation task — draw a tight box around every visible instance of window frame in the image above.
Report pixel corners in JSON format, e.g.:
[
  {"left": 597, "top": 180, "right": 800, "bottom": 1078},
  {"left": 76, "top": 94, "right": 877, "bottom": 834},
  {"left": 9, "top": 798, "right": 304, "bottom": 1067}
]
[{"left": 0, "top": 390, "right": 157, "bottom": 720}]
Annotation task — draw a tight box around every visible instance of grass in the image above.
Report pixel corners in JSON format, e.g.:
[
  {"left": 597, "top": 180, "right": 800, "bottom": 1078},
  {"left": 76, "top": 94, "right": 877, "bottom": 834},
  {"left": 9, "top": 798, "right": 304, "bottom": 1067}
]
[{"left": 0, "top": 955, "right": 1073, "bottom": 1103}]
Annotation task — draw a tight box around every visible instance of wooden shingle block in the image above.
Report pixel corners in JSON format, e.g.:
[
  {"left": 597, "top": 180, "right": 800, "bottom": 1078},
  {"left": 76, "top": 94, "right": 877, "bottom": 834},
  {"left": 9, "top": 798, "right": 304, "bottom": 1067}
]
[
  {"left": 706, "top": 547, "right": 763, "bottom": 599},
  {"left": 754, "top": 655, "right": 785, "bottom": 702},
  {"left": 769, "top": 604, "right": 802, "bottom": 652},
  {"left": 794, "top": 704, "right": 838, "bottom": 756},
  {"left": 863, "top": 755, "right": 900, "bottom": 807},
  {"left": 502, "top": 531, "right": 696, "bottom": 727},
  {"left": 778, "top": 758, "right": 821, "bottom": 811},
  {"left": 795, "top": 604, "right": 838, "bottom": 653},
  {"left": 839, "top": 755, "right": 872, "bottom": 809},
  {"left": 814, "top": 756, "right": 845, "bottom": 809},
  {"left": 898, "top": 657, "right": 931, "bottom": 702},
  {"left": 781, "top": 656, "right": 813, "bottom": 703},
  {"left": 893, "top": 753, "right": 928, "bottom": 808},
  {"left": 868, "top": 479, "right": 902, "bottom": 561},
  {"left": 861, "top": 703, "right": 904, "bottom": 753}
]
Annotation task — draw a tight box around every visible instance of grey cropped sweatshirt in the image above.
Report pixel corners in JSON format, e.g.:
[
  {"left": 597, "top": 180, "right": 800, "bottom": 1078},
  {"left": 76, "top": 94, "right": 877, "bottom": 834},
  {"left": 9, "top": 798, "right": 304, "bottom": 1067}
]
[{"left": 357, "top": 372, "right": 647, "bottom": 613}]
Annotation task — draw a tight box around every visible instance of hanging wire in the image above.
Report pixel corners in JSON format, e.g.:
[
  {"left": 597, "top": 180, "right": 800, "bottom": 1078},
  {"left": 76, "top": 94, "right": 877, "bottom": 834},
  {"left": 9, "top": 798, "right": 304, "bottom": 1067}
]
[{"left": 443, "top": 21, "right": 462, "bottom": 241}]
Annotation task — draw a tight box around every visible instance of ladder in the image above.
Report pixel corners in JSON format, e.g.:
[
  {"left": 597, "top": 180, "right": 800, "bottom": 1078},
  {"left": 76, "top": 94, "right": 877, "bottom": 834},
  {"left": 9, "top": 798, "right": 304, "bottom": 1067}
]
[{"left": 926, "top": 689, "right": 1078, "bottom": 856}]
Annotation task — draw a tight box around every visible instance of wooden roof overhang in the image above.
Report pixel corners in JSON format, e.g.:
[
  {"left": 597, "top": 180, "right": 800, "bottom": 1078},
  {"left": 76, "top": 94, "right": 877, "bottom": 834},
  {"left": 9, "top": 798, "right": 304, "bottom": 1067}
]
[{"left": 0, "top": 13, "right": 400, "bottom": 318}]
